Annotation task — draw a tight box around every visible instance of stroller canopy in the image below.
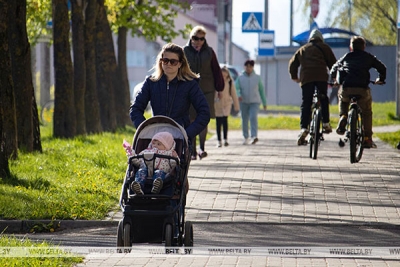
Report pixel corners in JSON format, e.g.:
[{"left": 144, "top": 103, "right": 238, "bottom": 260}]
[{"left": 132, "top": 116, "right": 189, "bottom": 151}]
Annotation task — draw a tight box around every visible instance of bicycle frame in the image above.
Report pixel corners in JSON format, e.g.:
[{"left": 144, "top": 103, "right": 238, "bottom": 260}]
[
  {"left": 338, "top": 96, "right": 364, "bottom": 163},
  {"left": 309, "top": 88, "right": 324, "bottom": 159}
]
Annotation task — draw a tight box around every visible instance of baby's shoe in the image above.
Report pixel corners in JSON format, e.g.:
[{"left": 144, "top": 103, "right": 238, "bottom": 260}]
[
  {"left": 151, "top": 178, "right": 163, "bottom": 194},
  {"left": 131, "top": 181, "right": 144, "bottom": 195}
]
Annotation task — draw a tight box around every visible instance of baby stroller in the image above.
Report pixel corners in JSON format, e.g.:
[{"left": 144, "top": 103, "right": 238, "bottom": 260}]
[{"left": 117, "top": 115, "right": 193, "bottom": 248}]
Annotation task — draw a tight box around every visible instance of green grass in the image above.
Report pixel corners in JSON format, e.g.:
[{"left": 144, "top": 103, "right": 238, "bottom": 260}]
[
  {"left": 1, "top": 127, "right": 137, "bottom": 220},
  {"left": 0, "top": 235, "right": 83, "bottom": 266}
]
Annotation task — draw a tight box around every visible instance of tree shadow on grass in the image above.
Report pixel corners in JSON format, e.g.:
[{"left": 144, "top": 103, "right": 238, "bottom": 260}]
[{"left": 0, "top": 173, "right": 51, "bottom": 190}]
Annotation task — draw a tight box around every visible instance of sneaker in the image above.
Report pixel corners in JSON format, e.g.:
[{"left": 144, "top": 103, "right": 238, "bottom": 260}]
[
  {"left": 198, "top": 150, "right": 207, "bottom": 159},
  {"left": 216, "top": 141, "right": 222, "bottom": 148},
  {"left": 336, "top": 115, "right": 347, "bottom": 135},
  {"left": 131, "top": 181, "right": 144, "bottom": 195},
  {"left": 251, "top": 137, "right": 259, "bottom": 144},
  {"left": 363, "top": 138, "right": 377, "bottom": 149},
  {"left": 224, "top": 140, "right": 229, "bottom": 146},
  {"left": 322, "top": 123, "right": 332, "bottom": 134},
  {"left": 151, "top": 178, "right": 163, "bottom": 194},
  {"left": 191, "top": 155, "right": 197, "bottom": 160},
  {"left": 297, "top": 128, "right": 309, "bottom": 146},
  {"left": 242, "top": 138, "right": 249, "bottom": 145}
]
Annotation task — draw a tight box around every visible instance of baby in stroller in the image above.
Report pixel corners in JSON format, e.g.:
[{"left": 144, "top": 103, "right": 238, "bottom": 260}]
[{"left": 130, "top": 131, "right": 179, "bottom": 195}]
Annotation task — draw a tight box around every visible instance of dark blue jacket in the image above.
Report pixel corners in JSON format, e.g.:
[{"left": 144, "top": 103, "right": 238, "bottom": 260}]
[
  {"left": 129, "top": 74, "right": 210, "bottom": 140},
  {"left": 330, "top": 50, "right": 386, "bottom": 89}
]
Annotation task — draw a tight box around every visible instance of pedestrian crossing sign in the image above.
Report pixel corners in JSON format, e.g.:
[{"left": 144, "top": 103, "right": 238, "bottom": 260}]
[{"left": 242, "top": 12, "right": 263, "bottom": 33}]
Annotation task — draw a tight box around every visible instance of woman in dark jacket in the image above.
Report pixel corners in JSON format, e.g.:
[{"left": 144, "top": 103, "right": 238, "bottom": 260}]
[
  {"left": 130, "top": 43, "right": 210, "bottom": 143},
  {"left": 184, "top": 25, "right": 224, "bottom": 159}
]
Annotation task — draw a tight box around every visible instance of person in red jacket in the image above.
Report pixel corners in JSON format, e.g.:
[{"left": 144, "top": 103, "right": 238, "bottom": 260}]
[{"left": 289, "top": 29, "right": 337, "bottom": 146}]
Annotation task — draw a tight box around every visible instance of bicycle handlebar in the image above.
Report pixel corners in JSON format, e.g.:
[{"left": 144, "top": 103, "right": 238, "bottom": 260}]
[
  {"left": 328, "top": 80, "right": 385, "bottom": 86},
  {"left": 369, "top": 80, "right": 385, "bottom": 85}
]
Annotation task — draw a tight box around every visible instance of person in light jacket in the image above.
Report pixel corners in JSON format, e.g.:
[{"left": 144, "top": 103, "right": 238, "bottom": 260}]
[
  {"left": 235, "top": 59, "right": 267, "bottom": 145},
  {"left": 214, "top": 66, "right": 240, "bottom": 147}
]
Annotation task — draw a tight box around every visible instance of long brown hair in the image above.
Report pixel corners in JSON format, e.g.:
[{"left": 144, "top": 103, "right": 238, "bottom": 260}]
[{"left": 150, "top": 43, "right": 199, "bottom": 82}]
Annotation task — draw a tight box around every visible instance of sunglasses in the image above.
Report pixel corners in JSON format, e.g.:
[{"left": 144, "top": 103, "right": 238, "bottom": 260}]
[
  {"left": 160, "top": 58, "right": 180, "bottom": 66},
  {"left": 192, "top": 36, "right": 205, "bottom": 41}
]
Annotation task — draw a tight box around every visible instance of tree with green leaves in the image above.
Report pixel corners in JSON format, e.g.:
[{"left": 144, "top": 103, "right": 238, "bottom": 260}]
[
  {"left": 105, "top": 0, "right": 192, "bottom": 128},
  {"left": 25, "top": 0, "right": 193, "bottom": 137},
  {"left": 298, "top": 0, "right": 397, "bottom": 45}
]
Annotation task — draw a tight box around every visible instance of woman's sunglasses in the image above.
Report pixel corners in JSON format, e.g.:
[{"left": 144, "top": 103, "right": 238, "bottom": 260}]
[
  {"left": 192, "top": 36, "right": 205, "bottom": 41},
  {"left": 160, "top": 58, "right": 180, "bottom": 66}
]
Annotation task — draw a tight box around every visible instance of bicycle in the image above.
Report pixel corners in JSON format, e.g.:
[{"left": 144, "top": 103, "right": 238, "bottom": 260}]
[
  {"left": 308, "top": 87, "right": 326, "bottom": 159},
  {"left": 338, "top": 81, "right": 385, "bottom": 163}
]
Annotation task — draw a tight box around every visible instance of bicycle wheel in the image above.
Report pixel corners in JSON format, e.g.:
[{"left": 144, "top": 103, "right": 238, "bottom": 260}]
[
  {"left": 311, "top": 109, "right": 321, "bottom": 160},
  {"left": 349, "top": 108, "right": 364, "bottom": 163},
  {"left": 309, "top": 113, "right": 315, "bottom": 158},
  {"left": 40, "top": 100, "right": 54, "bottom": 126}
]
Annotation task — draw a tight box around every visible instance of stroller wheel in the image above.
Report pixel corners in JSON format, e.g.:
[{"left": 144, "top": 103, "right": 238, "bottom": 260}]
[
  {"left": 165, "top": 224, "right": 173, "bottom": 247},
  {"left": 116, "top": 220, "right": 124, "bottom": 249},
  {"left": 184, "top": 221, "right": 193, "bottom": 247},
  {"left": 123, "top": 223, "right": 131, "bottom": 248}
]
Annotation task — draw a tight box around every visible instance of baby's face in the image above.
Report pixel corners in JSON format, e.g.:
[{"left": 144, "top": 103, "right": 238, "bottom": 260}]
[{"left": 151, "top": 139, "right": 166, "bottom": 150}]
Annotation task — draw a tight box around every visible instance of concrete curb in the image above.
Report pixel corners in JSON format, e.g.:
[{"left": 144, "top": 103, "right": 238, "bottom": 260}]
[{"left": 0, "top": 220, "right": 119, "bottom": 234}]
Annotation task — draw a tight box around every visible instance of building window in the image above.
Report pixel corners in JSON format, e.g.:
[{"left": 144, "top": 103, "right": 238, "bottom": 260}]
[{"left": 127, "top": 50, "right": 146, "bottom": 67}]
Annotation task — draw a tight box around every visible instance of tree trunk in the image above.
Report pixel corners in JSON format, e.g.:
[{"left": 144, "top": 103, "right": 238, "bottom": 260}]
[
  {"left": 52, "top": 0, "right": 76, "bottom": 138},
  {"left": 115, "top": 26, "right": 131, "bottom": 128},
  {"left": 84, "top": 0, "right": 102, "bottom": 134},
  {"left": 95, "top": 0, "right": 117, "bottom": 132},
  {"left": 32, "top": 89, "right": 42, "bottom": 153},
  {"left": 9, "top": 0, "right": 36, "bottom": 152},
  {"left": 0, "top": 0, "right": 16, "bottom": 174},
  {"left": 71, "top": 0, "right": 86, "bottom": 135}
]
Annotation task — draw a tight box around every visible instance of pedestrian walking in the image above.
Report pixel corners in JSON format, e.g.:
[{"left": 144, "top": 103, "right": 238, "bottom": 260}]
[
  {"left": 183, "top": 25, "right": 224, "bottom": 159},
  {"left": 129, "top": 42, "right": 210, "bottom": 150},
  {"left": 235, "top": 59, "right": 267, "bottom": 145},
  {"left": 214, "top": 66, "right": 240, "bottom": 147}
]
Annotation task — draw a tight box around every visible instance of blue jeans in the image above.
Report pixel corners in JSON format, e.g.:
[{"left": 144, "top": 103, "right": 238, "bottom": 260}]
[
  {"left": 240, "top": 103, "right": 259, "bottom": 139},
  {"left": 135, "top": 168, "right": 167, "bottom": 189}
]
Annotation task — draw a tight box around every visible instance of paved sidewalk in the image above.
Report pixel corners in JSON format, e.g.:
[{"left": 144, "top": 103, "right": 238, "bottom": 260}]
[{"left": 78, "top": 128, "right": 400, "bottom": 267}]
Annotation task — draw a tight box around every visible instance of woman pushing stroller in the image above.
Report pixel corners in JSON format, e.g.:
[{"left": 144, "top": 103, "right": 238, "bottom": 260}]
[{"left": 129, "top": 43, "right": 211, "bottom": 157}]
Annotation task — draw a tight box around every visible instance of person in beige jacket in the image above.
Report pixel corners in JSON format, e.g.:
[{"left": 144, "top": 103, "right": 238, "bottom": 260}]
[{"left": 214, "top": 66, "right": 240, "bottom": 147}]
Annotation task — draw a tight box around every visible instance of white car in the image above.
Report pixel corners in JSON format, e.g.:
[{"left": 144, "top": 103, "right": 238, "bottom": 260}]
[
  {"left": 219, "top": 63, "right": 240, "bottom": 81},
  {"left": 132, "top": 82, "right": 151, "bottom": 111}
]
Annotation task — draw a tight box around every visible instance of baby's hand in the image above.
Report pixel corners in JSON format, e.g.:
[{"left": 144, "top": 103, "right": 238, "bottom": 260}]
[{"left": 131, "top": 157, "right": 140, "bottom": 167}]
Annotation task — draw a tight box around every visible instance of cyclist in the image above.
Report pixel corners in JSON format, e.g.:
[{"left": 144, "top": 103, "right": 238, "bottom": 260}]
[
  {"left": 330, "top": 36, "right": 386, "bottom": 149},
  {"left": 289, "top": 29, "right": 337, "bottom": 145}
]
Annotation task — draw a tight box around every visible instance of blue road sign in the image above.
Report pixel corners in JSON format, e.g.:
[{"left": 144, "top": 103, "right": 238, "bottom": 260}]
[
  {"left": 242, "top": 12, "right": 263, "bottom": 33},
  {"left": 258, "top": 30, "right": 275, "bottom": 56}
]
